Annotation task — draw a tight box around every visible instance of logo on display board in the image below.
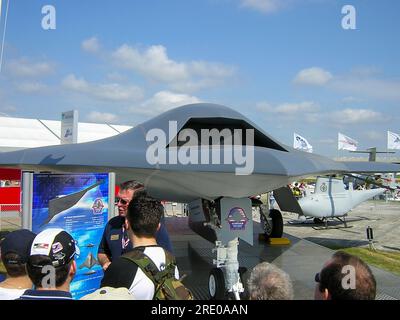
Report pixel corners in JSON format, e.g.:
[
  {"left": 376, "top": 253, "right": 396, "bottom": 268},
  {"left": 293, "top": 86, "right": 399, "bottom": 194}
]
[
  {"left": 64, "top": 128, "right": 73, "bottom": 138},
  {"left": 320, "top": 183, "right": 328, "bottom": 192},
  {"left": 92, "top": 198, "right": 104, "bottom": 214},
  {"left": 225, "top": 207, "right": 249, "bottom": 230}
]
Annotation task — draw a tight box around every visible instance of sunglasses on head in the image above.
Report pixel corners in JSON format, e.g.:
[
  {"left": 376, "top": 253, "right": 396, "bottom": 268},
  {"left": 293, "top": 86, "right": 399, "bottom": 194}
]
[{"left": 115, "top": 197, "right": 129, "bottom": 205}]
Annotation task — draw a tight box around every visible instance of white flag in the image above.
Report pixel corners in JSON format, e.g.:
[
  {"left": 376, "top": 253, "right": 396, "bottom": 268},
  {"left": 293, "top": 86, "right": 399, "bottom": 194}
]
[
  {"left": 338, "top": 132, "right": 358, "bottom": 151},
  {"left": 388, "top": 131, "right": 400, "bottom": 150},
  {"left": 294, "top": 133, "right": 313, "bottom": 153}
]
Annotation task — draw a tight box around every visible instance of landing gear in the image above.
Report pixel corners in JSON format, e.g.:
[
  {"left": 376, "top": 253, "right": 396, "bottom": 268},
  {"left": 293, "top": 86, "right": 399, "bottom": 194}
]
[
  {"left": 260, "top": 208, "right": 284, "bottom": 239},
  {"left": 313, "top": 217, "right": 324, "bottom": 224},
  {"left": 208, "top": 239, "right": 245, "bottom": 300},
  {"left": 209, "top": 268, "right": 225, "bottom": 300}
]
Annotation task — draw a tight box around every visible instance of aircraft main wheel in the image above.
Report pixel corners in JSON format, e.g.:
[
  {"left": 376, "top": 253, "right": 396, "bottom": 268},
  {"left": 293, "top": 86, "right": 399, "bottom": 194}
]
[
  {"left": 313, "top": 218, "right": 323, "bottom": 224},
  {"left": 262, "top": 209, "right": 283, "bottom": 239},
  {"left": 209, "top": 268, "right": 225, "bottom": 300},
  {"left": 238, "top": 267, "right": 249, "bottom": 300},
  {"left": 269, "top": 209, "right": 283, "bottom": 237}
]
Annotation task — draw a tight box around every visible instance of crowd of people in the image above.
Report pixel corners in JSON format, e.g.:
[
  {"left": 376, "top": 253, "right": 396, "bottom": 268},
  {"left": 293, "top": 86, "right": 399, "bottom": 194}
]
[{"left": 0, "top": 180, "right": 379, "bottom": 300}]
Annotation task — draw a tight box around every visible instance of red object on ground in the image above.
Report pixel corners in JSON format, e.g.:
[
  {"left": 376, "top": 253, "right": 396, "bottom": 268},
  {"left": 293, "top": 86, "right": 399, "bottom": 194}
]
[
  {"left": 0, "top": 187, "right": 21, "bottom": 210},
  {"left": 0, "top": 168, "right": 21, "bottom": 210}
]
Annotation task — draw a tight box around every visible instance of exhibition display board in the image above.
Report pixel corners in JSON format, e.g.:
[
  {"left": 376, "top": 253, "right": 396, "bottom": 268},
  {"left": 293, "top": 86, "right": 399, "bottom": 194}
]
[{"left": 22, "top": 172, "right": 115, "bottom": 299}]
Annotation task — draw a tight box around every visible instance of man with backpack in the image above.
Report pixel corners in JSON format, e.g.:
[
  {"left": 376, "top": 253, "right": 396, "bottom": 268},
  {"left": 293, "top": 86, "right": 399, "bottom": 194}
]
[{"left": 100, "top": 189, "right": 192, "bottom": 300}]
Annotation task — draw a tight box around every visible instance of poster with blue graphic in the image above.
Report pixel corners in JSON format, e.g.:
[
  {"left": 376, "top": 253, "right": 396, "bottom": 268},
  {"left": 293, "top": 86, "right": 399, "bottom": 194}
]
[{"left": 31, "top": 173, "right": 110, "bottom": 299}]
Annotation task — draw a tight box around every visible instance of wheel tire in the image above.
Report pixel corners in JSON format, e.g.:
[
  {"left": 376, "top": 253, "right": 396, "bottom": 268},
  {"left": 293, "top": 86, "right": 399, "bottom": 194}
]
[
  {"left": 209, "top": 268, "right": 225, "bottom": 300},
  {"left": 313, "top": 218, "right": 323, "bottom": 224},
  {"left": 238, "top": 267, "right": 249, "bottom": 300},
  {"left": 269, "top": 209, "right": 284, "bottom": 238}
]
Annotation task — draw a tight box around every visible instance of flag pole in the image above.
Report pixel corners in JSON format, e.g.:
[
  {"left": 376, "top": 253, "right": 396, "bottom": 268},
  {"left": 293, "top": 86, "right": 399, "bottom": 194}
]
[{"left": 0, "top": 0, "right": 10, "bottom": 74}]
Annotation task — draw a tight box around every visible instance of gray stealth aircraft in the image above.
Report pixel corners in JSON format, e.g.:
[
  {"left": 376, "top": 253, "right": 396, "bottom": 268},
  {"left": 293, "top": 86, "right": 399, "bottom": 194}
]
[{"left": 1, "top": 103, "right": 399, "bottom": 299}]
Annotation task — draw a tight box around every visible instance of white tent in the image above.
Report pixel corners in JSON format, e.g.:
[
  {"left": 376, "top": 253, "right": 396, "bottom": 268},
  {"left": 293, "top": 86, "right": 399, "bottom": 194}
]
[{"left": 0, "top": 116, "right": 132, "bottom": 152}]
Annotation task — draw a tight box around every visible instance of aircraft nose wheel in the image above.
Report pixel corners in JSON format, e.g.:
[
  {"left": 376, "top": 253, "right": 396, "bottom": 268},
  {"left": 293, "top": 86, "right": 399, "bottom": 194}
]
[{"left": 209, "top": 268, "right": 225, "bottom": 300}]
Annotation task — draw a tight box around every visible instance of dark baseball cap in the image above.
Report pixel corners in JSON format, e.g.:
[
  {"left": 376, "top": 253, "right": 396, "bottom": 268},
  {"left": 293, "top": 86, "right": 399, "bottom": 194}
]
[
  {"left": 29, "top": 228, "right": 80, "bottom": 268},
  {"left": 0, "top": 229, "right": 36, "bottom": 264}
]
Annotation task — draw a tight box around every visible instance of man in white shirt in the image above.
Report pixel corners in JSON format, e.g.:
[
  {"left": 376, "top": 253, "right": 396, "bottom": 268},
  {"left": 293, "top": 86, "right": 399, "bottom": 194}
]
[
  {"left": 0, "top": 229, "right": 36, "bottom": 299},
  {"left": 101, "top": 190, "right": 179, "bottom": 299}
]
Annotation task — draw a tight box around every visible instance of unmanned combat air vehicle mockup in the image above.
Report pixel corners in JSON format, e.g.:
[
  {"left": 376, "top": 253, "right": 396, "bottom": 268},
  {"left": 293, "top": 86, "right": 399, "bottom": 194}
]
[{"left": 0, "top": 103, "right": 399, "bottom": 299}]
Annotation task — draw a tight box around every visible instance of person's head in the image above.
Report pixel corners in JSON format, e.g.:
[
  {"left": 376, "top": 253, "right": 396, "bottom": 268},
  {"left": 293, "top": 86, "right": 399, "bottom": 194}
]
[
  {"left": 247, "top": 262, "right": 294, "bottom": 300},
  {"left": 26, "top": 228, "right": 79, "bottom": 289},
  {"left": 116, "top": 180, "right": 144, "bottom": 217},
  {"left": 0, "top": 229, "right": 36, "bottom": 278},
  {"left": 126, "top": 189, "right": 163, "bottom": 239},
  {"left": 314, "top": 251, "right": 376, "bottom": 300}
]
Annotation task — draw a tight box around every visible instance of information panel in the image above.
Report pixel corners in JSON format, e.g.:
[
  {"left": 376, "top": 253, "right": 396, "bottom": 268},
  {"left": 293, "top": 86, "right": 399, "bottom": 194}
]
[{"left": 31, "top": 173, "right": 110, "bottom": 299}]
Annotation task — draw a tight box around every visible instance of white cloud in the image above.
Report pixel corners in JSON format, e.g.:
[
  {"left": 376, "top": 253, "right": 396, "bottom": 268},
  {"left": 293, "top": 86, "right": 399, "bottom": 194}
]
[
  {"left": 365, "top": 130, "right": 384, "bottom": 141},
  {"left": 87, "top": 111, "right": 119, "bottom": 123},
  {"left": 240, "top": 0, "right": 282, "bottom": 13},
  {"left": 7, "top": 58, "right": 55, "bottom": 78},
  {"left": 331, "top": 77, "right": 400, "bottom": 101},
  {"left": 112, "top": 44, "right": 235, "bottom": 92},
  {"left": 295, "top": 66, "right": 400, "bottom": 101},
  {"left": 275, "top": 101, "right": 319, "bottom": 114},
  {"left": 129, "top": 90, "right": 201, "bottom": 116},
  {"left": 257, "top": 101, "right": 319, "bottom": 114},
  {"left": 16, "top": 82, "right": 48, "bottom": 94},
  {"left": 0, "top": 105, "right": 17, "bottom": 116},
  {"left": 330, "top": 108, "right": 384, "bottom": 125},
  {"left": 293, "top": 67, "right": 333, "bottom": 86},
  {"left": 61, "top": 74, "right": 144, "bottom": 102},
  {"left": 106, "top": 72, "right": 128, "bottom": 82},
  {"left": 81, "top": 37, "right": 101, "bottom": 54},
  {"left": 318, "top": 138, "right": 336, "bottom": 144},
  {"left": 342, "top": 96, "right": 363, "bottom": 103}
]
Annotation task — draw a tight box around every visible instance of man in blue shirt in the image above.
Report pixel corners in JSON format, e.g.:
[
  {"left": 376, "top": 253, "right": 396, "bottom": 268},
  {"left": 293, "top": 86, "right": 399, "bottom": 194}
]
[
  {"left": 19, "top": 228, "right": 79, "bottom": 300},
  {"left": 97, "top": 180, "right": 173, "bottom": 271}
]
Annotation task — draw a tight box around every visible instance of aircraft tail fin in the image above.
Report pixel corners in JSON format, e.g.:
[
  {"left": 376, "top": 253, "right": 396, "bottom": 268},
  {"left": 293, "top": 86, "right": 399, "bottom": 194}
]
[{"left": 273, "top": 186, "right": 304, "bottom": 215}]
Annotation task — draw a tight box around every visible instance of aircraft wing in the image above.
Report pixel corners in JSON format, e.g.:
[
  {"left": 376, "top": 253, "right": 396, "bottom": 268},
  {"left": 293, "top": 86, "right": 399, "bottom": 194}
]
[
  {"left": 0, "top": 103, "right": 399, "bottom": 202},
  {"left": 340, "top": 161, "right": 400, "bottom": 174}
]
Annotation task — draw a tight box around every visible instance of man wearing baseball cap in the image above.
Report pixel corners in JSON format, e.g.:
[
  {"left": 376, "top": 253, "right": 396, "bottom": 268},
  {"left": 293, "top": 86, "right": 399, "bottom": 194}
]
[
  {"left": 0, "top": 229, "right": 36, "bottom": 299},
  {"left": 19, "top": 228, "right": 79, "bottom": 300}
]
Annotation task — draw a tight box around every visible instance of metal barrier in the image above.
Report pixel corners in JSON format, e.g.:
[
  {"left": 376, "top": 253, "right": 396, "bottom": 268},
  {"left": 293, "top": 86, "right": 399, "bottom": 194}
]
[{"left": 0, "top": 204, "right": 22, "bottom": 231}]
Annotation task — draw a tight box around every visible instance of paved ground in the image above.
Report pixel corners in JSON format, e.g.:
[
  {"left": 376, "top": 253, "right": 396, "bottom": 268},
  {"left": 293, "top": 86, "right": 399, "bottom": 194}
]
[
  {"left": 279, "top": 199, "right": 400, "bottom": 252},
  {"left": 165, "top": 216, "right": 400, "bottom": 300}
]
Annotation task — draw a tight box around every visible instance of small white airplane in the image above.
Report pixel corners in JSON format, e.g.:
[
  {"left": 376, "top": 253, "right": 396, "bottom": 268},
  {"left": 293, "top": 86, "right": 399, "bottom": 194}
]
[{"left": 285, "top": 176, "right": 386, "bottom": 228}]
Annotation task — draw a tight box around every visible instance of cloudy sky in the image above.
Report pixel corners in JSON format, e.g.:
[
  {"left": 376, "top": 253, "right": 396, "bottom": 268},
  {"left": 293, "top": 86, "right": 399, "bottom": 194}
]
[{"left": 0, "top": 0, "right": 399, "bottom": 157}]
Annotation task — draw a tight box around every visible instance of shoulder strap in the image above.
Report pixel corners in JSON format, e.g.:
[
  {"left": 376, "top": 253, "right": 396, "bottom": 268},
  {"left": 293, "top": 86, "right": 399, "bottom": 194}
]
[
  {"left": 121, "top": 249, "right": 175, "bottom": 283},
  {"left": 121, "top": 250, "right": 160, "bottom": 286}
]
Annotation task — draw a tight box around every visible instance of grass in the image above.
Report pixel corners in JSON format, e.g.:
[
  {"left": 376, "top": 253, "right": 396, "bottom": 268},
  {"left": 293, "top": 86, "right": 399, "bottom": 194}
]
[{"left": 330, "top": 247, "right": 400, "bottom": 276}]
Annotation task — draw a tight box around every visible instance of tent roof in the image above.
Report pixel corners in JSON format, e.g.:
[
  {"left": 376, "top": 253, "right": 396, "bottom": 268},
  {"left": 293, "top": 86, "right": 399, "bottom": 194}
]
[{"left": 0, "top": 116, "right": 132, "bottom": 152}]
